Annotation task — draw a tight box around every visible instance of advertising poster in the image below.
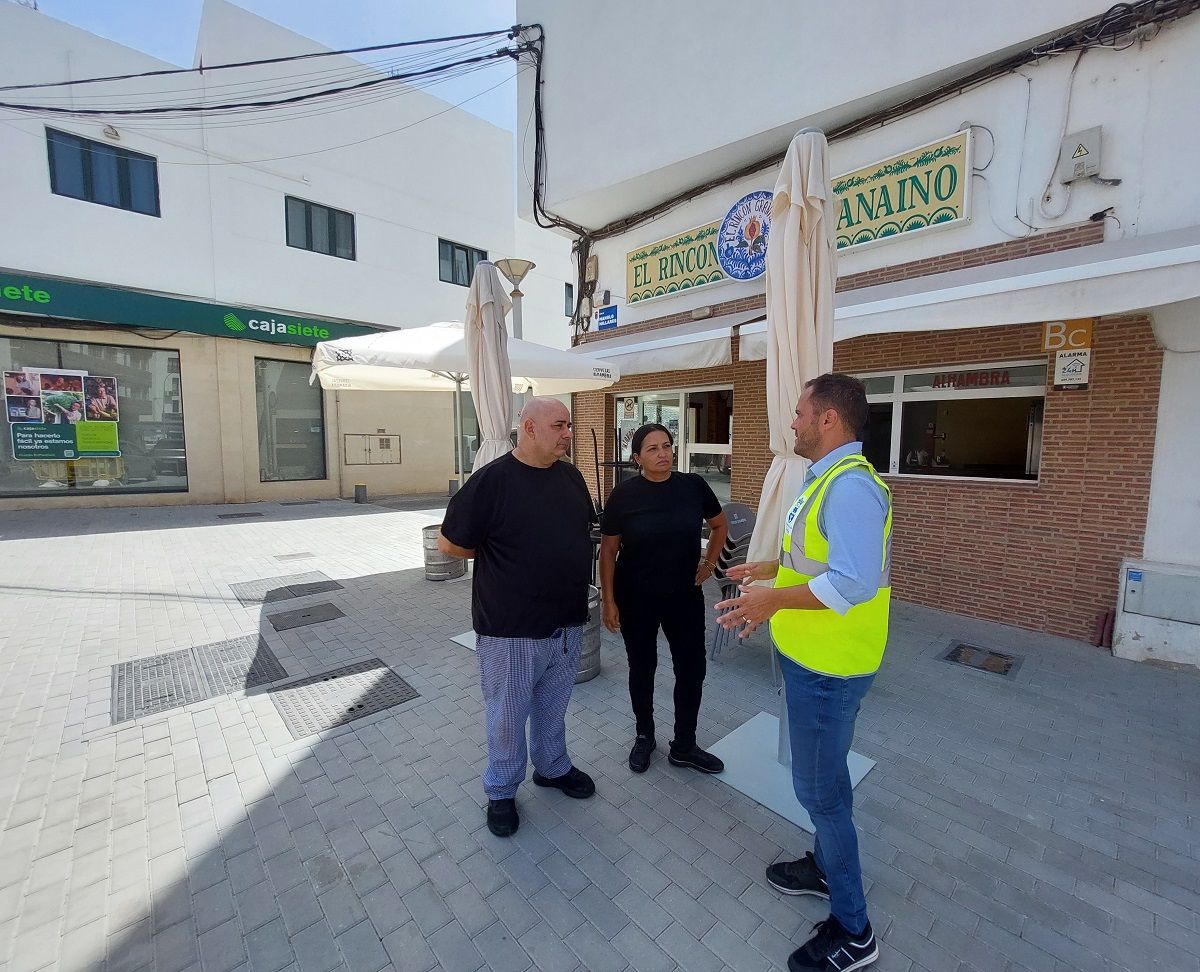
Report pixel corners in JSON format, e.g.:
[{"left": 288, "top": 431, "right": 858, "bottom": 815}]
[{"left": 6, "top": 367, "right": 121, "bottom": 460}]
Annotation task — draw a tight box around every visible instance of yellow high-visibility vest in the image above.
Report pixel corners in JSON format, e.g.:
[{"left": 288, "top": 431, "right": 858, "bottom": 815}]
[{"left": 770, "top": 453, "right": 892, "bottom": 677}]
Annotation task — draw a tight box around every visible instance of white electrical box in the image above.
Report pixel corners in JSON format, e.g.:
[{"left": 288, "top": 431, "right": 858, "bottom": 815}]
[
  {"left": 1112, "top": 559, "right": 1200, "bottom": 668},
  {"left": 1058, "top": 127, "right": 1102, "bottom": 183}
]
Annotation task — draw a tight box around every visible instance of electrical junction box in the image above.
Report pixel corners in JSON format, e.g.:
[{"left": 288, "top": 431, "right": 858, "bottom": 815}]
[
  {"left": 1112, "top": 559, "right": 1200, "bottom": 668},
  {"left": 1058, "top": 127, "right": 1102, "bottom": 183}
]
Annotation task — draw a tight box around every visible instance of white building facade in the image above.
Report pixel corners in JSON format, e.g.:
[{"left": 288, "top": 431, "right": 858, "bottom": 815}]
[
  {"left": 517, "top": 1, "right": 1200, "bottom": 656},
  {"left": 0, "top": 0, "right": 573, "bottom": 509}
]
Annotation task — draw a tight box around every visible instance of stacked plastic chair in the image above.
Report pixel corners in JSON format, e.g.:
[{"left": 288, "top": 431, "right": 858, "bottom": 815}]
[{"left": 710, "top": 503, "right": 756, "bottom": 660}]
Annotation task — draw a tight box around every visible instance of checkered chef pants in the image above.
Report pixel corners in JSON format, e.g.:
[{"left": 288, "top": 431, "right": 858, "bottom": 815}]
[{"left": 477, "top": 625, "right": 583, "bottom": 800}]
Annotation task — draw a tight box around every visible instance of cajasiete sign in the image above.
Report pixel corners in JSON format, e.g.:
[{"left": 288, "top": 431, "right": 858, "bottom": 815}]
[
  {"left": 623, "top": 130, "right": 970, "bottom": 303},
  {"left": 833, "top": 131, "right": 970, "bottom": 250}
]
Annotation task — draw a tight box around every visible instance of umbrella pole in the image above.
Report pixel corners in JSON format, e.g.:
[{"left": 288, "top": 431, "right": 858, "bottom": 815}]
[{"left": 454, "top": 376, "right": 468, "bottom": 489}]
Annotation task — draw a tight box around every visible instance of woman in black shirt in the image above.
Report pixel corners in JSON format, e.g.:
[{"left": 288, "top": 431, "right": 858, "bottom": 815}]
[{"left": 599, "top": 423, "right": 729, "bottom": 774}]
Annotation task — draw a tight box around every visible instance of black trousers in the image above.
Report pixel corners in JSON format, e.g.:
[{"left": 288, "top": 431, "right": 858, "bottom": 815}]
[{"left": 615, "top": 585, "right": 706, "bottom": 750}]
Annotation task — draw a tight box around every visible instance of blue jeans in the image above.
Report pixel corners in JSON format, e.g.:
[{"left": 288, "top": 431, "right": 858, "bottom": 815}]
[{"left": 779, "top": 652, "right": 875, "bottom": 936}]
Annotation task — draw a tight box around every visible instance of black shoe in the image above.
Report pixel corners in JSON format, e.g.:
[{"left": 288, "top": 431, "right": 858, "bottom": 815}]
[
  {"left": 531, "top": 766, "right": 596, "bottom": 799},
  {"left": 486, "top": 798, "right": 519, "bottom": 837},
  {"left": 628, "top": 735, "right": 656, "bottom": 773},
  {"left": 667, "top": 743, "right": 724, "bottom": 774},
  {"left": 788, "top": 917, "right": 877, "bottom": 972},
  {"left": 766, "top": 851, "right": 829, "bottom": 899}
]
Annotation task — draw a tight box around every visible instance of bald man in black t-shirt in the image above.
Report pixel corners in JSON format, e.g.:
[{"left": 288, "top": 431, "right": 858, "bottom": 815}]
[{"left": 439, "top": 398, "right": 598, "bottom": 837}]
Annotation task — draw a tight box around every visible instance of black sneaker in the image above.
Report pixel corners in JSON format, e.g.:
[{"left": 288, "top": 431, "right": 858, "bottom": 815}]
[
  {"left": 531, "top": 766, "right": 596, "bottom": 799},
  {"left": 629, "top": 735, "right": 656, "bottom": 773},
  {"left": 486, "top": 798, "right": 519, "bottom": 838},
  {"left": 667, "top": 743, "right": 724, "bottom": 774},
  {"left": 788, "top": 917, "right": 877, "bottom": 972},
  {"left": 766, "top": 852, "right": 829, "bottom": 899}
]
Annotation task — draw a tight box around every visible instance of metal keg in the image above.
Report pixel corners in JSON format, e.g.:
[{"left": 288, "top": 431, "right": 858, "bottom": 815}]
[
  {"left": 422, "top": 524, "right": 466, "bottom": 581},
  {"left": 576, "top": 585, "right": 602, "bottom": 683}
]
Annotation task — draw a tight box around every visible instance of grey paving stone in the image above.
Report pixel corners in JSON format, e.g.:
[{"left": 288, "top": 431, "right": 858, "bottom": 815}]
[
  {"left": 382, "top": 920, "right": 437, "bottom": 972},
  {"left": 197, "top": 916, "right": 249, "bottom": 972},
  {"left": 474, "top": 919, "right": 534, "bottom": 972},
  {"left": 245, "top": 917, "right": 295, "bottom": 972},
  {"left": 335, "top": 919, "right": 390, "bottom": 972},
  {"left": 290, "top": 919, "right": 344, "bottom": 972}
]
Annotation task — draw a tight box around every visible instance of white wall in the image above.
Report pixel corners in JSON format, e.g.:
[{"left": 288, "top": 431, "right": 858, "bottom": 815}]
[
  {"left": 0, "top": 0, "right": 578, "bottom": 337},
  {"left": 567, "top": 17, "right": 1200, "bottom": 325},
  {"left": 517, "top": 0, "right": 1121, "bottom": 225}
]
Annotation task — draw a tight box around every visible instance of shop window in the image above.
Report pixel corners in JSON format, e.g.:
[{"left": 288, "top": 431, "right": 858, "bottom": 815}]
[
  {"left": 1, "top": 336, "right": 186, "bottom": 496},
  {"left": 255, "top": 359, "right": 326, "bottom": 481},
  {"left": 46, "top": 128, "right": 160, "bottom": 217},
  {"left": 860, "top": 363, "right": 1046, "bottom": 481},
  {"left": 615, "top": 387, "right": 733, "bottom": 503},
  {"left": 439, "top": 239, "right": 486, "bottom": 287},
  {"left": 285, "top": 196, "right": 356, "bottom": 260}
]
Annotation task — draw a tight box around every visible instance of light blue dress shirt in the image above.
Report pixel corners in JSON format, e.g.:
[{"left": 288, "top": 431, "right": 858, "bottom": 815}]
[{"left": 796, "top": 442, "right": 890, "bottom": 615}]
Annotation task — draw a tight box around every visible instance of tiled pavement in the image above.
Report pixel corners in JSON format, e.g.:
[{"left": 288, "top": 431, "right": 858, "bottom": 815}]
[{"left": 0, "top": 499, "right": 1198, "bottom": 972}]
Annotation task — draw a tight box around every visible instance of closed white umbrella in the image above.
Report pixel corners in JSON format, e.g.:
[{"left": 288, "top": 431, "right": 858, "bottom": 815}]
[
  {"left": 747, "top": 128, "right": 837, "bottom": 564},
  {"left": 709, "top": 130, "right": 875, "bottom": 831},
  {"left": 464, "top": 262, "right": 514, "bottom": 471}
]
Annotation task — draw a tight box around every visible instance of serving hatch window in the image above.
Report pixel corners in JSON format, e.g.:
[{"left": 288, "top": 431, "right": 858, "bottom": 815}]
[{"left": 859, "top": 363, "right": 1046, "bottom": 482}]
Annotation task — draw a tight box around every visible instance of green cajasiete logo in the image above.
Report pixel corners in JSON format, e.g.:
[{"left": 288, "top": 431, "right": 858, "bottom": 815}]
[{"left": 223, "top": 313, "right": 247, "bottom": 332}]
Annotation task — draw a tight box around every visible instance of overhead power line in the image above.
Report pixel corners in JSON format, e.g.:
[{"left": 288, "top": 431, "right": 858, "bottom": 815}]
[
  {"left": 0, "top": 27, "right": 523, "bottom": 92},
  {"left": 0, "top": 45, "right": 530, "bottom": 116}
]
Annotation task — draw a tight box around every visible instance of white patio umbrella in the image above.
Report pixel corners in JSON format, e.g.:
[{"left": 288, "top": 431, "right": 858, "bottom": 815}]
[
  {"left": 464, "top": 262, "right": 514, "bottom": 471},
  {"left": 706, "top": 130, "right": 873, "bottom": 832},
  {"left": 311, "top": 320, "right": 620, "bottom": 483},
  {"left": 747, "top": 128, "right": 837, "bottom": 563}
]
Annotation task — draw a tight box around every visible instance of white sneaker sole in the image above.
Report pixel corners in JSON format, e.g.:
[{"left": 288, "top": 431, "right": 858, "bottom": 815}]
[{"left": 766, "top": 875, "right": 830, "bottom": 900}]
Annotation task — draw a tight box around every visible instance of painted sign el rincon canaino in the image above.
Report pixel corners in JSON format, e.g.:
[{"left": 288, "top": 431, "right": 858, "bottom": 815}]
[
  {"left": 834, "top": 130, "right": 970, "bottom": 249},
  {"left": 626, "top": 222, "right": 723, "bottom": 304}
]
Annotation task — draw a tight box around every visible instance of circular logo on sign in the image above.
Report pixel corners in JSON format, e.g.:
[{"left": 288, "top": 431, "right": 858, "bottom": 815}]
[{"left": 717, "top": 190, "right": 773, "bottom": 280}]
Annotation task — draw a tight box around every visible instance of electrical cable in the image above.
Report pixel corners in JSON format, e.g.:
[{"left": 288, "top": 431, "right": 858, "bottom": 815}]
[
  {"left": 0, "top": 46, "right": 529, "bottom": 116},
  {"left": 0, "top": 28, "right": 523, "bottom": 92},
  {"left": 1036, "top": 49, "right": 1086, "bottom": 220},
  {"left": 0, "top": 67, "right": 527, "bottom": 166}
]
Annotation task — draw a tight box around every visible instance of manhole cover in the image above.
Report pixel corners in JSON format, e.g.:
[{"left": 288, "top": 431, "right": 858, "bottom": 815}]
[
  {"left": 112, "top": 649, "right": 211, "bottom": 723},
  {"left": 275, "top": 552, "right": 315, "bottom": 561},
  {"left": 230, "top": 572, "right": 341, "bottom": 606},
  {"left": 267, "top": 602, "right": 345, "bottom": 631},
  {"left": 941, "top": 642, "right": 1023, "bottom": 677},
  {"left": 193, "top": 634, "right": 287, "bottom": 694},
  {"left": 269, "top": 659, "right": 419, "bottom": 738},
  {"left": 217, "top": 512, "right": 264, "bottom": 519}
]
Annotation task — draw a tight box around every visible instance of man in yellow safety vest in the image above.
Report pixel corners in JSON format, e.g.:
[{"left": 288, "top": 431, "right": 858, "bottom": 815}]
[{"left": 717, "top": 372, "right": 891, "bottom": 972}]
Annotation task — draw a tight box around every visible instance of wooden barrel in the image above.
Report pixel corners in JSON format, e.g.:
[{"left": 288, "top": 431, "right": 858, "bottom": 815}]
[
  {"left": 422, "top": 524, "right": 466, "bottom": 581},
  {"left": 576, "top": 585, "right": 602, "bottom": 683}
]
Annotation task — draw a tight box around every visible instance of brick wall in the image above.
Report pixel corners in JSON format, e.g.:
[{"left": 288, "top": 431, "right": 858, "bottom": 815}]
[
  {"left": 570, "top": 221, "right": 1155, "bottom": 642},
  {"left": 834, "top": 315, "right": 1161, "bottom": 642}
]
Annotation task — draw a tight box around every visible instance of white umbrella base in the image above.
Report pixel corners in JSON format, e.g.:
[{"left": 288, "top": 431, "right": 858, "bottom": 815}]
[
  {"left": 708, "top": 711, "right": 875, "bottom": 833},
  {"left": 451, "top": 630, "right": 477, "bottom": 652}
]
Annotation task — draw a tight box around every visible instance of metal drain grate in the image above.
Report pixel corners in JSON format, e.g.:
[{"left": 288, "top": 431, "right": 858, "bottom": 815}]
[
  {"left": 941, "top": 642, "right": 1024, "bottom": 677},
  {"left": 230, "top": 571, "right": 342, "bottom": 606},
  {"left": 217, "top": 511, "right": 265, "bottom": 519},
  {"left": 111, "top": 636, "right": 288, "bottom": 723},
  {"left": 269, "top": 659, "right": 419, "bottom": 738},
  {"left": 280, "top": 501, "right": 319, "bottom": 506},
  {"left": 267, "top": 602, "right": 345, "bottom": 631},
  {"left": 193, "top": 634, "right": 287, "bottom": 694},
  {"left": 112, "top": 649, "right": 211, "bottom": 723},
  {"left": 275, "top": 552, "right": 315, "bottom": 562}
]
